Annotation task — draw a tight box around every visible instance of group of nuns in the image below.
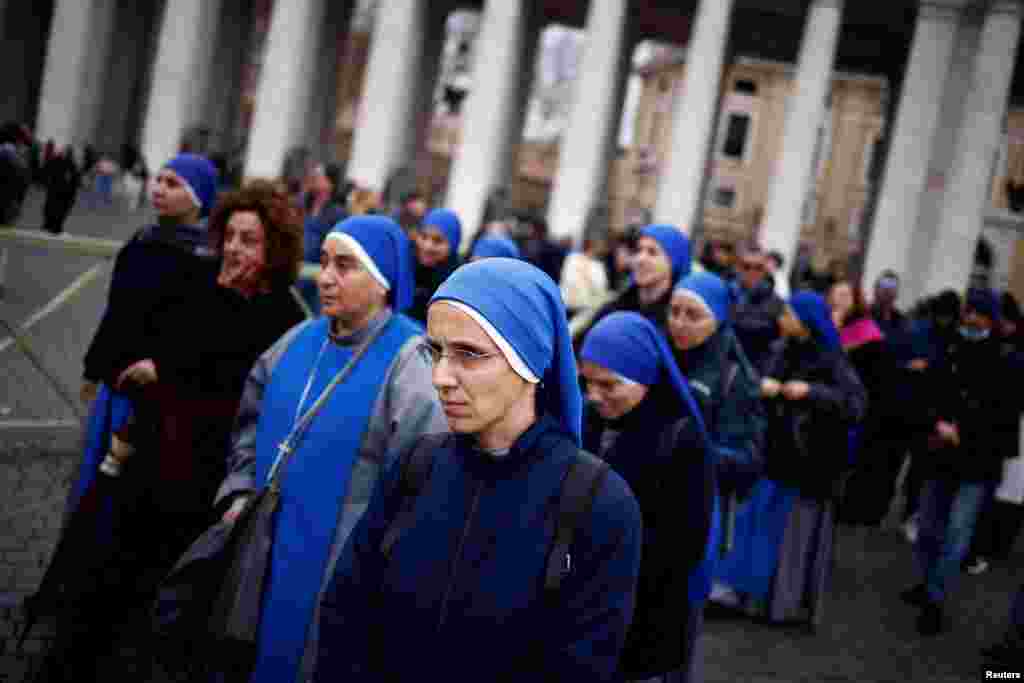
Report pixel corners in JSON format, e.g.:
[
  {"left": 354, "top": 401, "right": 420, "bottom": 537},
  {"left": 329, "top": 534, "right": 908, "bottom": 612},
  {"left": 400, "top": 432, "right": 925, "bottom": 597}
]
[{"left": 370, "top": 217, "right": 866, "bottom": 682}]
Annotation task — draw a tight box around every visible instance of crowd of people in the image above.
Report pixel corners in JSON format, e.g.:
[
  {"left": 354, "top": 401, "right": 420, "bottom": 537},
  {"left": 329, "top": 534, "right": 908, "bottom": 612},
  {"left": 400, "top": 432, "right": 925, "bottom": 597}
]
[{"left": 15, "top": 146, "right": 1024, "bottom": 682}]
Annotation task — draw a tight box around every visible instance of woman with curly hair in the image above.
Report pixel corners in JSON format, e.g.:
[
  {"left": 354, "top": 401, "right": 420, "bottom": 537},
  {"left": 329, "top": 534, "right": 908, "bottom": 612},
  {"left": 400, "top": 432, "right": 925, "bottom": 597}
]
[{"left": 38, "top": 180, "right": 306, "bottom": 682}]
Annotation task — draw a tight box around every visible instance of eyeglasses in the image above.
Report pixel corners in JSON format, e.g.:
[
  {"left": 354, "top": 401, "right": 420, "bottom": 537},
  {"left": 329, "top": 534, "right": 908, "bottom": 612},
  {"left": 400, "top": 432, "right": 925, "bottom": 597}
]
[{"left": 418, "top": 340, "right": 501, "bottom": 369}]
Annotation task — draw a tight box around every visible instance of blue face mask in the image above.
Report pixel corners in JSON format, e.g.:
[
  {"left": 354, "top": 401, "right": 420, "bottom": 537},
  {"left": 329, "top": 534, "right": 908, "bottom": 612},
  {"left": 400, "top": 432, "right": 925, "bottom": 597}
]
[{"left": 959, "top": 325, "right": 991, "bottom": 342}]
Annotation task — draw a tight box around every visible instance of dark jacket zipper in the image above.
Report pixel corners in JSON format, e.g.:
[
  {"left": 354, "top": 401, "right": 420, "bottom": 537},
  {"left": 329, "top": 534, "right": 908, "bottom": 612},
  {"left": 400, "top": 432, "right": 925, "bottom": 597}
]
[{"left": 437, "top": 479, "right": 484, "bottom": 631}]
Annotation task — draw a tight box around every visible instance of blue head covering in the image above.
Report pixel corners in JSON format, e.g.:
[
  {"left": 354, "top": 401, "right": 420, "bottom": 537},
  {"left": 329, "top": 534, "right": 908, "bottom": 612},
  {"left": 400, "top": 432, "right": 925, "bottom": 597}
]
[
  {"left": 674, "top": 271, "right": 733, "bottom": 327},
  {"left": 326, "top": 215, "right": 415, "bottom": 312},
  {"left": 430, "top": 258, "right": 582, "bottom": 446},
  {"left": 422, "top": 208, "right": 462, "bottom": 258},
  {"left": 789, "top": 290, "right": 841, "bottom": 352},
  {"left": 163, "top": 153, "right": 218, "bottom": 217},
  {"left": 580, "top": 311, "right": 709, "bottom": 445},
  {"left": 471, "top": 236, "right": 521, "bottom": 260},
  {"left": 639, "top": 224, "right": 692, "bottom": 282},
  {"left": 966, "top": 288, "right": 1001, "bottom": 321}
]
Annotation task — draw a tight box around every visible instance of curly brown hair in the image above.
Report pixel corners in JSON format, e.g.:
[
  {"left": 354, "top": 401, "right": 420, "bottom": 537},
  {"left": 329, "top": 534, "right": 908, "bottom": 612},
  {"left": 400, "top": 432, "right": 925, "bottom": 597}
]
[{"left": 206, "top": 179, "right": 304, "bottom": 290}]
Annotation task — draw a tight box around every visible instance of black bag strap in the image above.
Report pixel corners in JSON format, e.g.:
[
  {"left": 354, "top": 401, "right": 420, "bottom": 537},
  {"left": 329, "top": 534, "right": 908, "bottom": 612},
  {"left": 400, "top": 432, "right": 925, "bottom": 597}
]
[
  {"left": 380, "top": 434, "right": 444, "bottom": 560},
  {"left": 544, "top": 449, "right": 609, "bottom": 592}
]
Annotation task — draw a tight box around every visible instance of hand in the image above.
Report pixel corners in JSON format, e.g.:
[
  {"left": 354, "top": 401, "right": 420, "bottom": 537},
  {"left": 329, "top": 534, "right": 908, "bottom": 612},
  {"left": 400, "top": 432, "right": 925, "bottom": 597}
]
[
  {"left": 222, "top": 497, "right": 249, "bottom": 524},
  {"left": 80, "top": 380, "right": 99, "bottom": 405},
  {"left": 936, "top": 420, "right": 960, "bottom": 447},
  {"left": 781, "top": 381, "right": 811, "bottom": 401},
  {"left": 761, "top": 378, "right": 782, "bottom": 399},
  {"left": 116, "top": 359, "right": 157, "bottom": 390}
]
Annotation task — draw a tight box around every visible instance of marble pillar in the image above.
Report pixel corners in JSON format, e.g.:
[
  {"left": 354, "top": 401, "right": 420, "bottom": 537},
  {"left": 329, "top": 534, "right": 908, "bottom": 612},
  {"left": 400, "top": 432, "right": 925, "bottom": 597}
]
[
  {"left": 923, "top": 1, "right": 1022, "bottom": 295},
  {"left": 446, "top": 0, "right": 540, "bottom": 244},
  {"left": 862, "top": 1, "right": 964, "bottom": 300},
  {"left": 653, "top": 0, "right": 736, "bottom": 232},
  {"left": 759, "top": 0, "right": 845, "bottom": 296},
  {"left": 140, "top": 0, "right": 224, "bottom": 171},
  {"left": 346, "top": 0, "right": 428, "bottom": 192},
  {"left": 546, "top": 0, "right": 633, "bottom": 244}
]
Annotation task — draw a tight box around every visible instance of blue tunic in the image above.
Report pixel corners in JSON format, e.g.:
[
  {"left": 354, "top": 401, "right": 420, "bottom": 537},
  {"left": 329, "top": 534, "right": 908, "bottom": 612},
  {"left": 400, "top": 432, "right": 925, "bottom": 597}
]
[{"left": 249, "top": 314, "right": 421, "bottom": 683}]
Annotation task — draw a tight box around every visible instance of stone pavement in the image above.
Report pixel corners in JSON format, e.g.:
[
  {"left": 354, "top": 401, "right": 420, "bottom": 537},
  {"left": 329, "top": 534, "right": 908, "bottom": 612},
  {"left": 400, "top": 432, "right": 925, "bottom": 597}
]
[{"left": 0, "top": 195, "right": 1022, "bottom": 681}]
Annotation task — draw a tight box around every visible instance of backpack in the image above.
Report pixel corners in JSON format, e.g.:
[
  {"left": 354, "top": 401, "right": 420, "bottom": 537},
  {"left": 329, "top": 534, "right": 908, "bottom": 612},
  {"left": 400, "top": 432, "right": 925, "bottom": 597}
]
[{"left": 380, "top": 434, "right": 610, "bottom": 593}]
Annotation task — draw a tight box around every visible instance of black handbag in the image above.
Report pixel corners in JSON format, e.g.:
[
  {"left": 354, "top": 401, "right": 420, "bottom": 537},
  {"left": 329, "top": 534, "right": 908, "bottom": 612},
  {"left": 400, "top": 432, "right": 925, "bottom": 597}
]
[{"left": 153, "top": 317, "right": 391, "bottom": 665}]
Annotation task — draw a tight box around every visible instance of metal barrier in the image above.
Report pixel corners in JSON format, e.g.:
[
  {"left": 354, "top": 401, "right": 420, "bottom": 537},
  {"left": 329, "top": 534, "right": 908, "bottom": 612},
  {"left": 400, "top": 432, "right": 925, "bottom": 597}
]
[{"left": 0, "top": 228, "right": 320, "bottom": 440}]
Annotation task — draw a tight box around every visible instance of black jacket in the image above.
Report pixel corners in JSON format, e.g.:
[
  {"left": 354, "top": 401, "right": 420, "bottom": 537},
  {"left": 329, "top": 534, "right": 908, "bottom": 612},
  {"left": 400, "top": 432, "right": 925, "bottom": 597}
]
[
  {"left": 582, "top": 386, "right": 712, "bottom": 679},
  {"left": 921, "top": 333, "right": 1022, "bottom": 483},
  {"left": 732, "top": 281, "right": 785, "bottom": 374},
  {"left": 762, "top": 339, "right": 868, "bottom": 500}
]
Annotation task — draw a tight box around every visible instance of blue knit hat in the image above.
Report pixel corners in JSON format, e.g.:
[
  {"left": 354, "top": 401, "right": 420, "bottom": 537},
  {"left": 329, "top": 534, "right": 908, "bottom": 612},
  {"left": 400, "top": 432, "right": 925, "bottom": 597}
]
[{"left": 163, "top": 153, "right": 219, "bottom": 217}]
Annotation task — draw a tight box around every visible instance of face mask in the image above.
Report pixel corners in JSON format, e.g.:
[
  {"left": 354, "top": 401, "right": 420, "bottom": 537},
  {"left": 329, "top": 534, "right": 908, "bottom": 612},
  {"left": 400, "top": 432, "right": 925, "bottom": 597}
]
[{"left": 958, "top": 325, "right": 990, "bottom": 342}]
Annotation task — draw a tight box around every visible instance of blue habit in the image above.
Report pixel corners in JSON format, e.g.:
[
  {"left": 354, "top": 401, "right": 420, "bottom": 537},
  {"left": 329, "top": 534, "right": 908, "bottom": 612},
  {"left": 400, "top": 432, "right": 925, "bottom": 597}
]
[
  {"left": 67, "top": 384, "right": 133, "bottom": 518},
  {"left": 250, "top": 315, "right": 420, "bottom": 683},
  {"left": 714, "top": 478, "right": 798, "bottom": 599}
]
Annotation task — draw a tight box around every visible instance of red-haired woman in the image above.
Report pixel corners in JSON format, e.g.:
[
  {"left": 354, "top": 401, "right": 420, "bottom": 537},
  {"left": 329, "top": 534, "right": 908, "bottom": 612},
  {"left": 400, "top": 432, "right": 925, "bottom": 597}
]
[{"left": 40, "top": 180, "right": 306, "bottom": 682}]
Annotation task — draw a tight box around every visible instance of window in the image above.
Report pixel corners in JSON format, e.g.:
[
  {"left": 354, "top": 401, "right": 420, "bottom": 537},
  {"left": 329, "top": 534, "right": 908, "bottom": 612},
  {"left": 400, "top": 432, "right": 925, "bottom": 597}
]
[
  {"left": 734, "top": 79, "right": 757, "bottom": 95},
  {"left": 721, "top": 113, "right": 752, "bottom": 159}
]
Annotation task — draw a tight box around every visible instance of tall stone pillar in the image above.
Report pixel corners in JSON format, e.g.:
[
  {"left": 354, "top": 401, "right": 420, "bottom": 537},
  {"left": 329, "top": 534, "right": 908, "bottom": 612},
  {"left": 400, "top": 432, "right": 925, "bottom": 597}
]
[
  {"left": 446, "top": 0, "right": 540, "bottom": 244},
  {"left": 923, "top": 1, "right": 1022, "bottom": 295},
  {"left": 302, "top": 0, "right": 356, "bottom": 162},
  {"left": 347, "top": 0, "right": 429, "bottom": 192},
  {"left": 862, "top": 1, "right": 964, "bottom": 299},
  {"left": 547, "top": 0, "right": 633, "bottom": 244},
  {"left": 243, "top": 0, "right": 349, "bottom": 179},
  {"left": 140, "top": 0, "right": 224, "bottom": 171},
  {"left": 759, "top": 0, "right": 844, "bottom": 296},
  {"left": 35, "top": 0, "right": 118, "bottom": 147},
  {"left": 653, "top": 0, "right": 736, "bottom": 232}
]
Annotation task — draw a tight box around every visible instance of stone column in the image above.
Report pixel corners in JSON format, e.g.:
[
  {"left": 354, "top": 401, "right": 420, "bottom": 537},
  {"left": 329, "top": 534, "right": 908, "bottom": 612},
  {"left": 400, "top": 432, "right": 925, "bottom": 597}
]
[
  {"left": 242, "top": 0, "right": 338, "bottom": 179},
  {"left": 140, "top": 0, "right": 224, "bottom": 171},
  {"left": 653, "top": 0, "right": 736, "bottom": 231},
  {"left": 546, "top": 0, "right": 633, "bottom": 244},
  {"left": 759, "top": 0, "right": 844, "bottom": 296},
  {"left": 861, "top": 1, "right": 964, "bottom": 299},
  {"left": 35, "top": 0, "right": 118, "bottom": 147},
  {"left": 923, "top": 0, "right": 1022, "bottom": 295},
  {"left": 446, "top": 0, "right": 540, "bottom": 244},
  {"left": 302, "top": 0, "right": 356, "bottom": 162},
  {"left": 346, "top": 0, "right": 428, "bottom": 192}
]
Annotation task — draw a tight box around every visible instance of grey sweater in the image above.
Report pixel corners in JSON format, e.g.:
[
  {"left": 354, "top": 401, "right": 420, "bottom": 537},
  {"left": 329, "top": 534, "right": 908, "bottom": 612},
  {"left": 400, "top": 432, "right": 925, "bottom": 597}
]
[{"left": 215, "top": 309, "right": 447, "bottom": 682}]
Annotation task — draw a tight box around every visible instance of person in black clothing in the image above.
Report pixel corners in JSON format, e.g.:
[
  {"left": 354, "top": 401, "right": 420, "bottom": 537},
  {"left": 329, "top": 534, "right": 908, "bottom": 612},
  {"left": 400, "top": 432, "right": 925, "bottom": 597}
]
[
  {"left": 41, "top": 179, "right": 305, "bottom": 682},
  {"left": 520, "top": 215, "right": 568, "bottom": 285},
  {"left": 900, "top": 289, "right": 1020, "bottom": 636},
  {"left": 408, "top": 208, "right": 462, "bottom": 324},
  {"left": 41, "top": 145, "right": 81, "bottom": 234},
  {"left": 0, "top": 122, "right": 32, "bottom": 224},
  {"left": 732, "top": 244, "right": 785, "bottom": 374},
  {"left": 580, "top": 311, "right": 714, "bottom": 682}
]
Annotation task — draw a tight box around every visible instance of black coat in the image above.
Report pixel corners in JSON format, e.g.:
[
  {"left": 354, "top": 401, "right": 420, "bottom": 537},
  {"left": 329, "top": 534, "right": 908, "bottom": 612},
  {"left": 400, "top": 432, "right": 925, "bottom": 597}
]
[
  {"left": 732, "top": 282, "right": 785, "bottom": 374},
  {"left": 573, "top": 284, "right": 674, "bottom": 353},
  {"left": 583, "top": 387, "right": 713, "bottom": 679},
  {"left": 920, "top": 333, "right": 1022, "bottom": 483},
  {"left": 762, "top": 339, "right": 867, "bottom": 500}
]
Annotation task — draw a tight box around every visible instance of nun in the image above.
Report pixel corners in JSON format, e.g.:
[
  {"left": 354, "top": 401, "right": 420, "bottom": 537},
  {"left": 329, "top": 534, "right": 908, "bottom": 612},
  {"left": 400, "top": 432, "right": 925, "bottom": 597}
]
[
  {"left": 755, "top": 291, "right": 866, "bottom": 627},
  {"left": 316, "top": 258, "right": 642, "bottom": 681},
  {"left": 666, "top": 273, "right": 767, "bottom": 612},
  {"left": 409, "top": 208, "right": 462, "bottom": 324},
  {"left": 573, "top": 224, "right": 691, "bottom": 347},
  {"left": 579, "top": 312, "right": 716, "bottom": 683},
  {"left": 214, "top": 215, "right": 446, "bottom": 683},
  {"left": 469, "top": 234, "right": 521, "bottom": 260}
]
